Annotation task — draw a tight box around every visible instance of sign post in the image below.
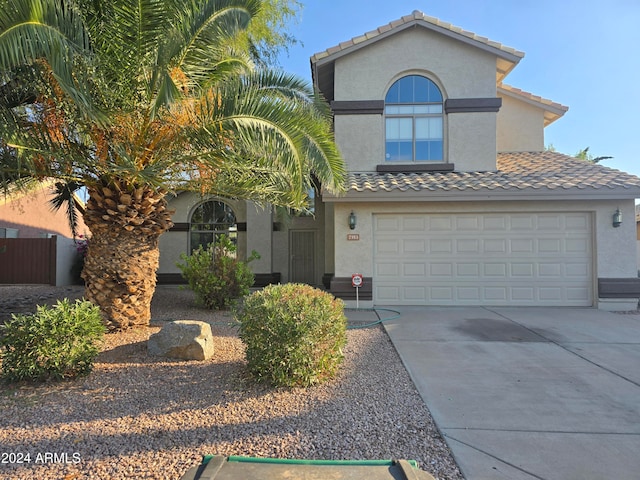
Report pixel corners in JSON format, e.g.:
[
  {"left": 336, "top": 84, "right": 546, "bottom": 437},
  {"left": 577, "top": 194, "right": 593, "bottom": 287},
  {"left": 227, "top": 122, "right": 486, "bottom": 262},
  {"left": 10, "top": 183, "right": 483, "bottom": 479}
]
[{"left": 351, "top": 273, "right": 363, "bottom": 309}]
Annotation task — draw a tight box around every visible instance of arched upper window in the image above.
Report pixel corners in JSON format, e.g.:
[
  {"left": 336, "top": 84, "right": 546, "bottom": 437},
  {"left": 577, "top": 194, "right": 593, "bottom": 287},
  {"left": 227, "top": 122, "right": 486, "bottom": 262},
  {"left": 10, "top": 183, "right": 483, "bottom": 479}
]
[
  {"left": 385, "top": 75, "right": 443, "bottom": 162},
  {"left": 189, "top": 200, "right": 236, "bottom": 253}
]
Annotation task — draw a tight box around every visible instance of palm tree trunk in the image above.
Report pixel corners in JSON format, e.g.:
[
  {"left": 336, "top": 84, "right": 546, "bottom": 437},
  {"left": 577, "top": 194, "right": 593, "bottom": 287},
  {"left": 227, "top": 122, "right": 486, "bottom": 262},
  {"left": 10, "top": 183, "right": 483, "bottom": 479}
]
[{"left": 82, "top": 184, "right": 173, "bottom": 330}]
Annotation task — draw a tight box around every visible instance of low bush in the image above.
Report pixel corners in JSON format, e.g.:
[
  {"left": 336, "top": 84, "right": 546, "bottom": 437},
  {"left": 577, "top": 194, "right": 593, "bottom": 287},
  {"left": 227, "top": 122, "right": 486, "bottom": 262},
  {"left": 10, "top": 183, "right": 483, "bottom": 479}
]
[
  {"left": 177, "top": 235, "right": 259, "bottom": 310},
  {"left": 0, "top": 299, "right": 105, "bottom": 383},
  {"left": 237, "top": 283, "right": 347, "bottom": 387}
]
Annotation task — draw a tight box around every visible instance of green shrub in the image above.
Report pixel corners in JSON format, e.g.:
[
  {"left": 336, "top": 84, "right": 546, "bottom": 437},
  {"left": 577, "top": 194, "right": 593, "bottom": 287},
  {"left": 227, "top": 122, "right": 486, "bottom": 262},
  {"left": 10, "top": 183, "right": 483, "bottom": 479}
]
[
  {"left": 178, "top": 235, "right": 259, "bottom": 310},
  {"left": 237, "top": 283, "right": 347, "bottom": 387},
  {"left": 0, "top": 299, "right": 105, "bottom": 383}
]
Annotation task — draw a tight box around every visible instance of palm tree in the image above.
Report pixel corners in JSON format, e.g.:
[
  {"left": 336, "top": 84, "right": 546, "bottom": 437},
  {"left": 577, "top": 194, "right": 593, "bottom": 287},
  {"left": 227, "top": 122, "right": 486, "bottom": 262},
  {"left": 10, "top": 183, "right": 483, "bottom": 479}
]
[{"left": 0, "top": 0, "right": 345, "bottom": 330}]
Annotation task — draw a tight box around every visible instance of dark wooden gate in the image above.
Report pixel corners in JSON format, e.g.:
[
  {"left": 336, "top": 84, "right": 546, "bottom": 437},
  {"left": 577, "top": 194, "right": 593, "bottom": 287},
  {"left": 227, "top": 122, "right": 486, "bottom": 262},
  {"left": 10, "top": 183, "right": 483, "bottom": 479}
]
[{"left": 0, "top": 237, "right": 57, "bottom": 285}]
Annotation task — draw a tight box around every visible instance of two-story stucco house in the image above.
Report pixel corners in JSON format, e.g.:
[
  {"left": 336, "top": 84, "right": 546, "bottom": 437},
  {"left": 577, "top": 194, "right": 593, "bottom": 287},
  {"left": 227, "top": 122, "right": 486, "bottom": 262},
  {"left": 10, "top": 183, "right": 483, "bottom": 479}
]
[{"left": 158, "top": 11, "right": 640, "bottom": 310}]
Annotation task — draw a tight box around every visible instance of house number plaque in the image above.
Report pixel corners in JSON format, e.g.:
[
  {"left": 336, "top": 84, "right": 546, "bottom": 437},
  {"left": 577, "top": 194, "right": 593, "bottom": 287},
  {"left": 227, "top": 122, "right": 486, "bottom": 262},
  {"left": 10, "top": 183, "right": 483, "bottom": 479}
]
[{"left": 347, "top": 233, "right": 360, "bottom": 241}]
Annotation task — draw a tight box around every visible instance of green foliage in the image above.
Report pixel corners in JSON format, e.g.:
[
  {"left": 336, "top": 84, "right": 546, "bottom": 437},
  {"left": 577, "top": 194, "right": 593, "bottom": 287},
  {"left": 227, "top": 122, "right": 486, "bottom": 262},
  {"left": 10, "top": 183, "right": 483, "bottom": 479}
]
[
  {"left": 237, "top": 283, "right": 347, "bottom": 387},
  {"left": 177, "top": 235, "right": 259, "bottom": 310},
  {"left": 0, "top": 299, "right": 105, "bottom": 383},
  {"left": 574, "top": 146, "right": 613, "bottom": 164}
]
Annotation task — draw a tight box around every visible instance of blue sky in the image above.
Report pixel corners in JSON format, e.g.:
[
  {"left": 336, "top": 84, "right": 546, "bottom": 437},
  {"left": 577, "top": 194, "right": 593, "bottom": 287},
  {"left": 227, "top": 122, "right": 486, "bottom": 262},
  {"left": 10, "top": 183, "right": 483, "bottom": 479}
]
[{"left": 276, "top": 0, "right": 640, "bottom": 179}]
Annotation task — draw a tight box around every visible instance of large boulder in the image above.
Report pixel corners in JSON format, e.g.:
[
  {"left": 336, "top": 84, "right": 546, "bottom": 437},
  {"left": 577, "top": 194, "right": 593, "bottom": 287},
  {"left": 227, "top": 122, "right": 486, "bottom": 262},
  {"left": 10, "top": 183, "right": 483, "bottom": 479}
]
[{"left": 148, "top": 320, "right": 214, "bottom": 360}]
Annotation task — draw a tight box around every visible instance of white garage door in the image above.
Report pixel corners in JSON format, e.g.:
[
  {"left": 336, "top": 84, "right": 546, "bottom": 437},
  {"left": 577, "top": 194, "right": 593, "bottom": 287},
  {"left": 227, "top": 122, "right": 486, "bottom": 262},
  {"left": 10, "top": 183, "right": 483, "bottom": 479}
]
[{"left": 374, "top": 213, "right": 593, "bottom": 306}]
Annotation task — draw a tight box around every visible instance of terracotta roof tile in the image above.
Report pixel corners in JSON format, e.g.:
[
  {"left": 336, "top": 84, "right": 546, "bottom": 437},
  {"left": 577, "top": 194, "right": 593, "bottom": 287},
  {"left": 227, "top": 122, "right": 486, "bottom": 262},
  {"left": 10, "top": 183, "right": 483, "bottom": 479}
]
[
  {"left": 346, "top": 152, "right": 640, "bottom": 196},
  {"left": 311, "top": 10, "right": 525, "bottom": 65},
  {"left": 498, "top": 84, "right": 568, "bottom": 114}
]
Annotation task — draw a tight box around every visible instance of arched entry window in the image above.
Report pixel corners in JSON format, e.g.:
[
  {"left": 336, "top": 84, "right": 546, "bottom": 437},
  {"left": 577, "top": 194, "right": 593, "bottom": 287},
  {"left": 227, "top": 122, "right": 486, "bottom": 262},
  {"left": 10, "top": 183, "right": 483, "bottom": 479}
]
[
  {"left": 385, "top": 75, "right": 443, "bottom": 162},
  {"left": 189, "top": 200, "right": 237, "bottom": 253}
]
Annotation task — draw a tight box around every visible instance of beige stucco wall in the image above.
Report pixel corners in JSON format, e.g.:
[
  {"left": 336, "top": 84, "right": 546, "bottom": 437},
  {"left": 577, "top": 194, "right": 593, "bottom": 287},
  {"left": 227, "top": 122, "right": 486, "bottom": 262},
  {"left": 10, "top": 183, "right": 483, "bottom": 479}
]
[
  {"left": 447, "top": 112, "right": 497, "bottom": 171},
  {"left": 334, "top": 115, "right": 383, "bottom": 173},
  {"left": 333, "top": 27, "right": 496, "bottom": 101},
  {"left": 0, "top": 185, "right": 88, "bottom": 239},
  {"left": 332, "top": 27, "right": 499, "bottom": 172},
  {"left": 497, "top": 94, "right": 545, "bottom": 152},
  {"left": 332, "top": 198, "right": 638, "bottom": 306}
]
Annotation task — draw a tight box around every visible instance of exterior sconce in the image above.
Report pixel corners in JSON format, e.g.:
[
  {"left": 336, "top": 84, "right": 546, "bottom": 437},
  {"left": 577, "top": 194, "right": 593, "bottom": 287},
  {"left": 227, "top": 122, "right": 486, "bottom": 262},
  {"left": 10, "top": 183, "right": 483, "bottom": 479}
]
[
  {"left": 612, "top": 208, "right": 622, "bottom": 228},
  {"left": 348, "top": 211, "right": 356, "bottom": 230}
]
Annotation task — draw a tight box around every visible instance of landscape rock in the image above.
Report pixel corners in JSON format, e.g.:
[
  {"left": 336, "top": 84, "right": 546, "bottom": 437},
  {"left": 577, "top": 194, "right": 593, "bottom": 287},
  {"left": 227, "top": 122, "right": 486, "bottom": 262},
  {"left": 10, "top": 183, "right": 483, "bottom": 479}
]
[{"left": 148, "top": 320, "right": 214, "bottom": 360}]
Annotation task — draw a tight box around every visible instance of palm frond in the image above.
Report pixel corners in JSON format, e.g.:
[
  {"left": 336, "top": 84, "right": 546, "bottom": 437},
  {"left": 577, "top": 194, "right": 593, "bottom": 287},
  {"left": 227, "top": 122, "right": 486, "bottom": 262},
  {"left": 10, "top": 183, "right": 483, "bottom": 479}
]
[
  {"left": 49, "top": 180, "right": 82, "bottom": 237},
  {"left": 0, "top": 0, "right": 95, "bottom": 114}
]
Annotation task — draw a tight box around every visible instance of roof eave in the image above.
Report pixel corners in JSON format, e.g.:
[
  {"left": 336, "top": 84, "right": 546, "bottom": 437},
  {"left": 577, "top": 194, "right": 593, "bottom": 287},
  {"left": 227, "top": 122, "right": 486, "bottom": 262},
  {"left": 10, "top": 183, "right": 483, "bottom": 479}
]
[
  {"left": 311, "top": 17, "right": 524, "bottom": 100},
  {"left": 323, "top": 188, "right": 640, "bottom": 203},
  {"left": 498, "top": 85, "right": 568, "bottom": 126}
]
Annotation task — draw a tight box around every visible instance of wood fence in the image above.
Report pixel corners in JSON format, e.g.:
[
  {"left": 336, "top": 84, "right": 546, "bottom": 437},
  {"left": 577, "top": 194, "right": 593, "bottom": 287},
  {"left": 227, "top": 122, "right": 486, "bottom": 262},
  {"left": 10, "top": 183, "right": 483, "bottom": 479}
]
[{"left": 0, "top": 237, "right": 57, "bottom": 285}]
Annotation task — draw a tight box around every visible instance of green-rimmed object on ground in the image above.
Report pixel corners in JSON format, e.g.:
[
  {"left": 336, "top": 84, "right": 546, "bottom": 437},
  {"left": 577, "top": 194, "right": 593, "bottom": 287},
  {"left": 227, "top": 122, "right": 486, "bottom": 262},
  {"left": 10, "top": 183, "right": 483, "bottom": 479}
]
[{"left": 180, "top": 455, "right": 436, "bottom": 479}]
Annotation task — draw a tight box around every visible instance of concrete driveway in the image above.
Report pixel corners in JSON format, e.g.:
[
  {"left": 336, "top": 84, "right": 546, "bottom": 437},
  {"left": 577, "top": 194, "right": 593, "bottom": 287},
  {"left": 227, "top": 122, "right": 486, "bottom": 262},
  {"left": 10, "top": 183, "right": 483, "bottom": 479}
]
[{"left": 382, "top": 307, "right": 640, "bottom": 480}]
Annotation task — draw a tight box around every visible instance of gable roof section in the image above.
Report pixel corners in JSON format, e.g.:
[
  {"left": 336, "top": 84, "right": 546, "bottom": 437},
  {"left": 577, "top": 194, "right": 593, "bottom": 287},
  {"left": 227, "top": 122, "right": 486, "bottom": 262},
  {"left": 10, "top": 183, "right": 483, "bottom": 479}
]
[
  {"left": 324, "top": 152, "right": 640, "bottom": 202},
  {"left": 498, "top": 84, "right": 569, "bottom": 126},
  {"left": 312, "top": 10, "right": 525, "bottom": 102}
]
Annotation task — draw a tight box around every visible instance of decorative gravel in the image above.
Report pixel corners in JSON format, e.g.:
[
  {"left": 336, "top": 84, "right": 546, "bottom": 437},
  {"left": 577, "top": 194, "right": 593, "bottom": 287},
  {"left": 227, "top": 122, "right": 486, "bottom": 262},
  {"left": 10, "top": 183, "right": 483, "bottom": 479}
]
[{"left": 0, "top": 285, "right": 463, "bottom": 480}]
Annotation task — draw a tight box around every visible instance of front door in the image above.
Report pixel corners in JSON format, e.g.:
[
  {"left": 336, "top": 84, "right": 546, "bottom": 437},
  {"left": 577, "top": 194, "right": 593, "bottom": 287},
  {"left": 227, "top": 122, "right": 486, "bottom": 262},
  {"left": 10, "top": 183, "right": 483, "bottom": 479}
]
[{"left": 290, "top": 230, "right": 316, "bottom": 285}]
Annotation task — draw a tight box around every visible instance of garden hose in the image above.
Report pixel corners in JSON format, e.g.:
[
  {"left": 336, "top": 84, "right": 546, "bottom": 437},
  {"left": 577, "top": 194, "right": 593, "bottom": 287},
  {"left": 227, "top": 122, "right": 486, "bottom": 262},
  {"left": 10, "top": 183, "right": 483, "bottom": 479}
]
[{"left": 344, "top": 307, "right": 402, "bottom": 329}]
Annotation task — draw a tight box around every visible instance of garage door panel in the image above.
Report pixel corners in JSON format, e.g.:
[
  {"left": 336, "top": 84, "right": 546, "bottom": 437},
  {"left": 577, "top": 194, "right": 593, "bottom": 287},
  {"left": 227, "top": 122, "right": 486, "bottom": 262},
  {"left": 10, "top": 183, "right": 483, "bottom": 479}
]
[
  {"left": 402, "top": 216, "right": 426, "bottom": 231},
  {"left": 566, "top": 263, "right": 589, "bottom": 277},
  {"left": 430, "top": 287, "right": 454, "bottom": 301},
  {"left": 429, "top": 239, "right": 453, "bottom": 253},
  {"left": 404, "top": 263, "right": 426, "bottom": 276},
  {"left": 538, "top": 238, "right": 562, "bottom": 253},
  {"left": 457, "top": 263, "right": 479, "bottom": 277},
  {"left": 537, "top": 214, "right": 563, "bottom": 229},
  {"left": 566, "top": 238, "right": 589, "bottom": 253},
  {"left": 403, "top": 239, "right": 426, "bottom": 253},
  {"left": 428, "top": 217, "right": 453, "bottom": 231},
  {"left": 567, "top": 287, "right": 590, "bottom": 301},
  {"left": 485, "top": 238, "right": 508, "bottom": 253},
  {"left": 376, "top": 262, "right": 400, "bottom": 277},
  {"left": 511, "top": 238, "right": 535, "bottom": 253},
  {"left": 456, "top": 216, "right": 482, "bottom": 230},
  {"left": 483, "top": 216, "right": 508, "bottom": 230},
  {"left": 456, "top": 239, "right": 480, "bottom": 253},
  {"left": 373, "top": 213, "right": 593, "bottom": 306}
]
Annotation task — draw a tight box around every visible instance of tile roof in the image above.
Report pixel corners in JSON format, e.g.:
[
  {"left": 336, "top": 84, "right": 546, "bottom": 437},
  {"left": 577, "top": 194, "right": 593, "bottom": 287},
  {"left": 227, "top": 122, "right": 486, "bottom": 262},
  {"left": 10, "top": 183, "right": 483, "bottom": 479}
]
[
  {"left": 311, "top": 10, "right": 525, "bottom": 65},
  {"left": 345, "top": 152, "right": 640, "bottom": 197},
  {"left": 498, "top": 84, "right": 568, "bottom": 126}
]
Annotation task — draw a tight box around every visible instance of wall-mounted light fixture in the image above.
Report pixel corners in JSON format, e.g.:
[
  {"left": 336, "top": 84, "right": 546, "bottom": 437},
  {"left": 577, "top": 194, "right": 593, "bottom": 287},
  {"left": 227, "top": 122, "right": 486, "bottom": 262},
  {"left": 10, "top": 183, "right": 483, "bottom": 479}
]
[
  {"left": 348, "top": 211, "right": 356, "bottom": 230},
  {"left": 612, "top": 208, "right": 622, "bottom": 228}
]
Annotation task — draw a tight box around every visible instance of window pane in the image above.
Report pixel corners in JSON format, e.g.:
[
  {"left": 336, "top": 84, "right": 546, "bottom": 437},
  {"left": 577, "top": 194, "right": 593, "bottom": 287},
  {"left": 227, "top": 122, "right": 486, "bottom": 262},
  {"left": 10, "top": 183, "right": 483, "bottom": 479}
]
[
  {"left": 416, "top": 141, "right": 444, "bottom": 161},
  {"left": 398, "top": 77, "right": 414, "bottom": 103},
  {"left": 414, "top": 76, "right": 429, "bottom": 102},
  {"left": 385, "top": 105, "right": 400, "bottom": 114},
  {"left": 191, "top": 233, "right": 213, "bottom": 253},
  {"left": 398, "top": 118, "right": 412, "bottom": 139},
  {"left": 427, "top": 105, "right": 443, "bottom": 114},
  {"left": 385, "top": 82, "right": 399, "bottom": 103},
  {"left": 429, "top": 117, "right": 443, "bottom": 139},
  {"left": 428, "top": 81, "right": 443, "bottom": 102},
  {"left": 385, "top": 141, "right": 400, "bottom": 161},
  {"left": 386, "top": 118, "right": 400, "bottom": 139},
  {"left": 416, "top": 118, "right": 443, "bottom": 141},
  {"left": 398, "top": 141, "right": 413, "bottom": 160},
  {"left": 386, "top": 118, "right": 412, "bottom": 140},
  {"left": 415, "top": 141, "right": 429, "bottom": 161},
  {"left": 415, "top": 117, "right": 429, "bottom": 140},
  {"left": 385, "top": 141, "right": 412, "bottom": 161},
  {"left": 430, "top": 140, "right": 443, "bottom": 160}
]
